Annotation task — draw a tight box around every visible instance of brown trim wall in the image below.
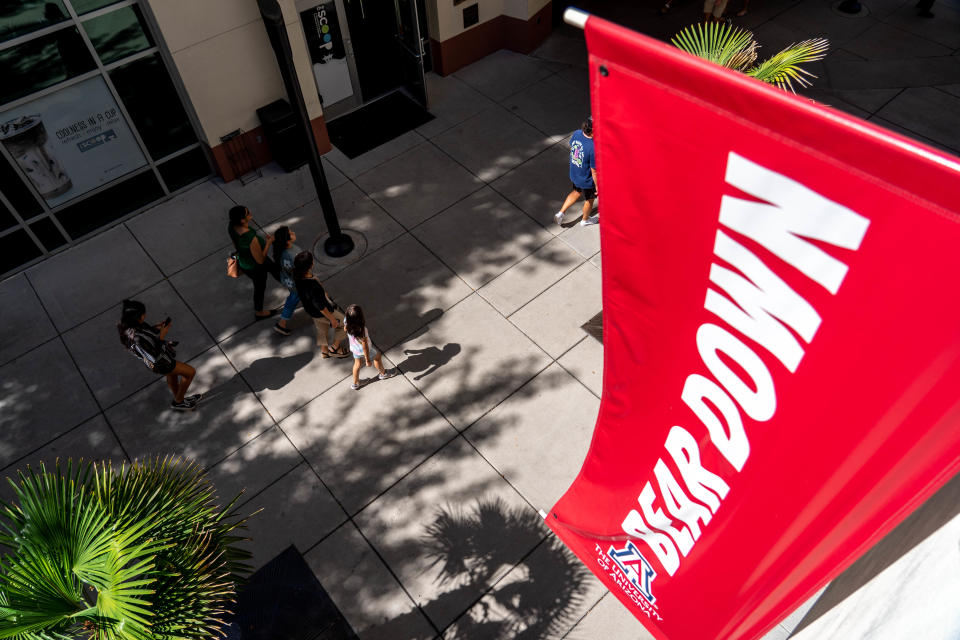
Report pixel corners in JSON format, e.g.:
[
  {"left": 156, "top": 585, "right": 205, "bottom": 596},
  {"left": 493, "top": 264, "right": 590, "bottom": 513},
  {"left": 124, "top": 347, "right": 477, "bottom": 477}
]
[
  {"left": 430, "top": 2, "right": 553, "bottom": 77},
  {"left": 209, "top": 115, "right": 333, "bottom": 183}
]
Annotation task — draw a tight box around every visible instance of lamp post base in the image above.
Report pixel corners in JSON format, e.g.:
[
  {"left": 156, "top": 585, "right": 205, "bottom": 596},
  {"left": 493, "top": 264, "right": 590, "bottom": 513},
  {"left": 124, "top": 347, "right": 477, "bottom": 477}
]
[{"left": 324, "top": 233, "right": 355, "bottom": 258}]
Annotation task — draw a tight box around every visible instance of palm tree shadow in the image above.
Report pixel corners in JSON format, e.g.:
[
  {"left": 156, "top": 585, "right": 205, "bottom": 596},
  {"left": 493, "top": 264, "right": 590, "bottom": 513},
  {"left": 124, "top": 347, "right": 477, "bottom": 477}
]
[
  {"left": 397, "top": 344, "right": 461, "bottom": 381},
  {"left": 416, "top": 499, "right": 591, "bottom": 639}
]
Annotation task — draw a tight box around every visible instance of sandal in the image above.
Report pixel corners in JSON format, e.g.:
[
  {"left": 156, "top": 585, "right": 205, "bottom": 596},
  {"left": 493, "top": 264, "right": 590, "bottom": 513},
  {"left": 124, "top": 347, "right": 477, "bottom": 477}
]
[{"left": 323, "top": 345, "right": 350, "bottom": 359}]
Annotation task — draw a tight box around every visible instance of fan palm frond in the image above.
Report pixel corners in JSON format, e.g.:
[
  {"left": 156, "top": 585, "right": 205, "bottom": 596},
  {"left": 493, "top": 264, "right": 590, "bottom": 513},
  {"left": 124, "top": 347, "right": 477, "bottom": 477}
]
[
  {"left": 672, "top": 22, "right": 757, "bottom": 71},
  {"left": 672, "top": 23, "right": 828, "bottom": 92},
  {"left": 746, "top": 38, "right": 829, "bottom": 92},
  {"left": 0, "top": 458, "right": 252, "bottom": 640}
]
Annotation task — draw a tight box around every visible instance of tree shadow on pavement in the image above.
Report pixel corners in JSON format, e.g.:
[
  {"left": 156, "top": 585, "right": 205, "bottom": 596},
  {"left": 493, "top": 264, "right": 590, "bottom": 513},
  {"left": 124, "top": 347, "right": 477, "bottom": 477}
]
[{"left": 365, "top": 499, "right": 592, "bottom": 640}]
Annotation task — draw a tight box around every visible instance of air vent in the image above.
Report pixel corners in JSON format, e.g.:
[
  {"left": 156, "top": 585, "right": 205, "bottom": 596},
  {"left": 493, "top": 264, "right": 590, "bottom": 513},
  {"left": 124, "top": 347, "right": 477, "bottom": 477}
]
[{"left": 463, "top": 3, "right": 479, "bottom": 28}]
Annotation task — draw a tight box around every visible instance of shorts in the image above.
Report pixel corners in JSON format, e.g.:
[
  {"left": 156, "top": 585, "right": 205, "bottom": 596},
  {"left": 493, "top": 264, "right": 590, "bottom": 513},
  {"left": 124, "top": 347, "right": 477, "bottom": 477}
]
[
  {"left": 153, "top": 358, "right": 176, "bottom": 375},
  {"left": 572, "top": 182, "right": 597, "bottom": 200},
  {"left": 704, "top": 0, "right": 729, "bottom": 16}
]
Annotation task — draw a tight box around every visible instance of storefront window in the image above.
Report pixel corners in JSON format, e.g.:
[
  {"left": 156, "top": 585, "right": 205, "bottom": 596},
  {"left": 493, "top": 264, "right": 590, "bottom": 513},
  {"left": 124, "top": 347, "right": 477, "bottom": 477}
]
[
  {"left": 82, "top": 5, "right": 153, "bottom": 64},
  {"left": 158, "top": 147, "right": 210, "bottom": 192},
  {"left": 55, "top": 169, "right": 163, "bottom": 237},
  {"left": 0, "top": 0, "right": 69, "bottom": 43},
  {"left": 0, "top": 199, "right": 16, "bottom": 231},
  {"left": 110, "top": 54, "right": 196, "bottom": 158},
  {"left": 0, "top": 228, "right": 43, "bottom": 274},
  {"left": 0, "top": 152, "right": 43, "bottom": 218},
  {"left": 0, "top": 0, "right": 211, "bottom": 274},
  {"left": 29, "top": 217, "right": 67, "bottom": 250},
  {"left": 70, "top": 0, "right": 123, "bottom": 15},
  {"left": 0, "top": 76, "right": 149, "bottom": 208},
  {"left": 0, "top": 27, "right": 97, "bottom": 103}
]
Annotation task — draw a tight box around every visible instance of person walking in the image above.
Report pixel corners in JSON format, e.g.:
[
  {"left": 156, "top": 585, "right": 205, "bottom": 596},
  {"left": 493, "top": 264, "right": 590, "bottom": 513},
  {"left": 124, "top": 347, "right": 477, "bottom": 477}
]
[
  {"left": 555, "top": 116, "right": 599, "bottom": 227},
  {"left": 343, "top": 304, "right": 395, "bottom": 390},
  {"left": 293, "top": 251, "right": 349, "bottom": 358},
  {"left": 117, "top": 299, "right": 201, "bottom": 411},
  {"left": 272, "top": 225, "right": 300, "bottom": 336},
  {"left": 228, "top": 205, "right": 279, "bottom": 320}
]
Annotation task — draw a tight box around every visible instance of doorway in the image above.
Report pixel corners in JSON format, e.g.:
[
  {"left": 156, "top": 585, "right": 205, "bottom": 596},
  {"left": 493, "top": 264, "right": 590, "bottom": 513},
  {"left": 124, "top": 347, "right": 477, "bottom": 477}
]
[{"left": 298, "top": 0, "right": 430, "bottom": 119}]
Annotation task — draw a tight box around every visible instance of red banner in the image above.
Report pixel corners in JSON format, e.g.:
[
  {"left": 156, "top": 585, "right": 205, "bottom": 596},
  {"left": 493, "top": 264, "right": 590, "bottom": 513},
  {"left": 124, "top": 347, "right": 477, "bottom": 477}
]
[{"left": 546, "top": 15, "right": 960, "bottom": 640}]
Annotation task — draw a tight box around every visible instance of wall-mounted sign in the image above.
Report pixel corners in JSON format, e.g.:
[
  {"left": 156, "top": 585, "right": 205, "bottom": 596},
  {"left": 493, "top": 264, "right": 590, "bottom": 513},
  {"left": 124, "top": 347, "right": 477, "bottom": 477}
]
[
  {"left": 301, "top": 1, "right": 352, "bottom": 107},
  {"left": 0, "top": 76, "right": 147, "bottom": 208}
]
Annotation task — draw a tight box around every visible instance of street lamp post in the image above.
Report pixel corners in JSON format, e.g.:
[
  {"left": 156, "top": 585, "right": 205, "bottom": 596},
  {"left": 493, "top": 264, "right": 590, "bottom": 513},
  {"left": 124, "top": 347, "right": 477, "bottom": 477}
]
[{"left": 257, "top": 0, "right": 354, "bottom": 258}]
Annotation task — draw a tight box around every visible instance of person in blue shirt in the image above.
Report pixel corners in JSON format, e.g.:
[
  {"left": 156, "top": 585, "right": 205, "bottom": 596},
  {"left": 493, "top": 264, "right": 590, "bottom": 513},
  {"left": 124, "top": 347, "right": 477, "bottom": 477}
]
[{"left": 555, "top": 116, "right": 599, "bottom": 227}]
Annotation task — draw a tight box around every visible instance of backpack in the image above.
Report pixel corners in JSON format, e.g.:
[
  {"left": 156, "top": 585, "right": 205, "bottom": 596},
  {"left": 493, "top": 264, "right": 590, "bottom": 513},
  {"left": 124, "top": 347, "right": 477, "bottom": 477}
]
[{"left": 124, "top": 326, "right": 176, "bottom": 372}]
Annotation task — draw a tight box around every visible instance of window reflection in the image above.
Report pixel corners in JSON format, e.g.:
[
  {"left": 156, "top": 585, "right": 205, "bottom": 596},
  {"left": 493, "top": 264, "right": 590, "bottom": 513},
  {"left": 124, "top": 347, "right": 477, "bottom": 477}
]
[
  {"left": 82, "top": 5, "right": 152, "bottom": 64},
  {"left": 69, "top": 0, "right": 121, "bottom": 15},
  {"left": 0, "top": 27, "right": 96, "bottom": 103},
  {"left": 0, "top": 0, "right": 69, "bottom": 43},
  {"left": 111, "top": 54, "right": 196, "bottom": 158}
]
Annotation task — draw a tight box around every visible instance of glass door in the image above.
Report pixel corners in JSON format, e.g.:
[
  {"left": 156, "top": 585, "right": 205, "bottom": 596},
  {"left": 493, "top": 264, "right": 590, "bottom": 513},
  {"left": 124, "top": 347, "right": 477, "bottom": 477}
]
[{"left": 393, "top": 0, "right": 428, "bottom": 107}]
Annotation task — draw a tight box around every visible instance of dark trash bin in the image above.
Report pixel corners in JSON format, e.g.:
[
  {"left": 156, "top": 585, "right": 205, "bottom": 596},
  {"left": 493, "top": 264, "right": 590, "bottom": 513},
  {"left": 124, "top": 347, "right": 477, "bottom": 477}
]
[{"left": 256, "top": 99, "right": 308, "bottom": 172}]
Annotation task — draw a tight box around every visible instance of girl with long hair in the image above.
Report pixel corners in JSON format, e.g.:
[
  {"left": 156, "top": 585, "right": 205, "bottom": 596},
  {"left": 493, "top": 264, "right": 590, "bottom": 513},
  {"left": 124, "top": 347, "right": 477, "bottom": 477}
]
[
  {"left": 228, "top": 205, "right": 280, "bottom": 320},
  {"left": 272, "top": 225, "right": 300, "bottom": 336},
  {"left": 292, "top": 251, "right": 348, "bottom": 358},
  {"left": 117, "top": 299, "right": 201, "bottom": 410},
  {"left": 343, "top": 304, "right": 394, "bottom": 390}
]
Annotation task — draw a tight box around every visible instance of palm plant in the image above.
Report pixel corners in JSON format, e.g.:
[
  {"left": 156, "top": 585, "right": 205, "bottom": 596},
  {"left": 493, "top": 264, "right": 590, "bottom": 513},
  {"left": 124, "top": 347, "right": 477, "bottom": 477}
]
[
  {"left": 672, "top": 22, "right": 829, "bottom": 92},
  {"left": 0, "top": 458, "right": 253, "bottom": 640}
]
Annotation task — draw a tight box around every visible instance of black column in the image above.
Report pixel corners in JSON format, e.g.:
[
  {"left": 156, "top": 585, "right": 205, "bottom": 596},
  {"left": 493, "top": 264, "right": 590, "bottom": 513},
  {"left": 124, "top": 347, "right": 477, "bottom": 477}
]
[{"left": 257, "top": 0, "right": 354, "bottom": 257}]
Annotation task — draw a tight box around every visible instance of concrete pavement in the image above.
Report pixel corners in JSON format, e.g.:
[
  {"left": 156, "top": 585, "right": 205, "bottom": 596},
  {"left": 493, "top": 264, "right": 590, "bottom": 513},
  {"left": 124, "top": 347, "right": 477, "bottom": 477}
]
[{"left": 2, "top": 9, "right": 959, "bottom": 639}]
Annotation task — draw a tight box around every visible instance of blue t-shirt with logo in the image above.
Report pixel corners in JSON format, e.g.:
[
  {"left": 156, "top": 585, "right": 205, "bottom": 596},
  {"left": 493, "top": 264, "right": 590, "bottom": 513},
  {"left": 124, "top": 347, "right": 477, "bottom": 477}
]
[{"left": 568, "top": 129, "right": 596, "bottom": 189}]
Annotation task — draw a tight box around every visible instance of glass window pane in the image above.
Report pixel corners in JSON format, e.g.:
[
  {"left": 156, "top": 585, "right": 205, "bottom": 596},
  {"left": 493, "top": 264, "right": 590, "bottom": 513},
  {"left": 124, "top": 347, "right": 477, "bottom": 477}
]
[
  {"left": 0, "top": 0, "right": 69, "bottom": 43},
  {"left": 0, "top": 228, "right": 43, "bottom": 274},
  {"left": 0, "top": 28, "right": 96, "bottom": 103},
  {"left": 81, "top": 5, "right": 152, "bottom": 64},
  {"left": 70, "top": 0, "right": 122, "bottom": 15},
  {"left": 0, "top": 150, "right": 43, "bottom": 218},
  {"left": 55, "top": 169, "right": 162, "bottom": 238},
  {"left": 29, "top": 216, "right": 66, "bottom": 250},
  {"left": 158, "top": 147, "right": 210, "bottom": 192},
  {"left": 0, "top": 198, "right": 16, "bottom": 231},
  {"left": 110, "top": 54, "right": 196, "bottom": 158}
]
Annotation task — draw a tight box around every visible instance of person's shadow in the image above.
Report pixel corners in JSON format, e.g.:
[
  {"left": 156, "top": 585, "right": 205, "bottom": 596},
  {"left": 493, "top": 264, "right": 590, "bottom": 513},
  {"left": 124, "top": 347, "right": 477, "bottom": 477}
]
[{"left": 399, "top": 344, "right": 461, "bottom": 380}]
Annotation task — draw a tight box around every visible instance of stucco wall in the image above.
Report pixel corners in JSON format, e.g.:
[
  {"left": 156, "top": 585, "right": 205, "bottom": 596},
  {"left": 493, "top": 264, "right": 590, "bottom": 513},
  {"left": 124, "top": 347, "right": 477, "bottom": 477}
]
[
  {"left": 429, "top": 0, "right": 549, "bottom": 42},
  {"left": 145, "top": 0, "right": 322, "bottom": 148}
]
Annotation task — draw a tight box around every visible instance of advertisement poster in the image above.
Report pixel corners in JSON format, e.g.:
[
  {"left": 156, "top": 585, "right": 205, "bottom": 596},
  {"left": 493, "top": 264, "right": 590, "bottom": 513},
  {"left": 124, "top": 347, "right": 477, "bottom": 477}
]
[
  {"left": 301, "top": 1, "right": 353, "bottom": 107},
  {"left": 0, "top": 76, "right": 147, "bottom": 208}
]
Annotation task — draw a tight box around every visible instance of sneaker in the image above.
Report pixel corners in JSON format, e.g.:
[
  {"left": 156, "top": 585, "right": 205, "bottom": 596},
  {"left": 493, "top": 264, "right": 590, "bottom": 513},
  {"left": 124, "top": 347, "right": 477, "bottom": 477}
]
[
  {"left": 274, "top": 322, "right": 291, "bottom": 336},
  {"left": 350, "top": 383, "right": 361, "bottom": 390},
  {"left": 580, "top": 217, "right": 599, "bottom": 226},
  {"left": 554, "top": 211, "right": 564, "bottom": 225},
  {"left": 378, "top": 371, "right": 396, "bottom": 380},
  {"left": 184, "top": 394, "right": 203, "bottom": 405},
  {"left": 170, "top": 399, "right": 195, "bottom": 411}
]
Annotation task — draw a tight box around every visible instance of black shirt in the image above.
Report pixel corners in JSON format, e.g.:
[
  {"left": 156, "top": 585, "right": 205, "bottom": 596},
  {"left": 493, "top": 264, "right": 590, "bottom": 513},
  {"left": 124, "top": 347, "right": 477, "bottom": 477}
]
[{"left": 296, "top": 277, "right": 334, "bottom": 318}]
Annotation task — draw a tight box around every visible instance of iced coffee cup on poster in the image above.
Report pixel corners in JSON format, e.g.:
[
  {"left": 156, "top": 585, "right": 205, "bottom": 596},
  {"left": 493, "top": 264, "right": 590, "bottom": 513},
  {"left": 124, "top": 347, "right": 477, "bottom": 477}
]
[{"left": 0, "top": 115, "right": 73, "bottom": 199}]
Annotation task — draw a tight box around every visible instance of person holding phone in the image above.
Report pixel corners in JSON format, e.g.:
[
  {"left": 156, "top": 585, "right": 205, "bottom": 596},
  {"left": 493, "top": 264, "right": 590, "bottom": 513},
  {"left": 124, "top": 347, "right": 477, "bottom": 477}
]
[
  {"left": 117, "top": 299, "right": 201, "bottom": 411},
  {"left": 228, "top": 205, "right": 281, "bottom": 320}
]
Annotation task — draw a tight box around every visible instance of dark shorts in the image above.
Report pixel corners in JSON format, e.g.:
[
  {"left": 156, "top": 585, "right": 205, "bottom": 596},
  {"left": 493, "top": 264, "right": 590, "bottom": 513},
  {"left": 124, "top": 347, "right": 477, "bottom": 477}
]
[
  {"left": 153, "top": 358, "right": 176, "bottom": 376},
  {"left": 572, "top": 182, "right": 597, "bottom": 200}
]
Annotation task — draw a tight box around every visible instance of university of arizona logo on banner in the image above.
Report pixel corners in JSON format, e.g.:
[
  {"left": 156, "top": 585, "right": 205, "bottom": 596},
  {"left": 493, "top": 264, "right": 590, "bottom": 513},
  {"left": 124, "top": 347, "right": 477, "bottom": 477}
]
[{"left": 594, "top": 542, "right": 662, "bottom": 621}]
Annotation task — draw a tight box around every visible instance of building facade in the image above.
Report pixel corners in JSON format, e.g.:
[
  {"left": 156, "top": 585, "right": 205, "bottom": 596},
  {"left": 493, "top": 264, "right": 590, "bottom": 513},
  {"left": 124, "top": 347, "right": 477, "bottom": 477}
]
[{"left": 0, "top": 0, "right": 551, "bottom": 277}]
